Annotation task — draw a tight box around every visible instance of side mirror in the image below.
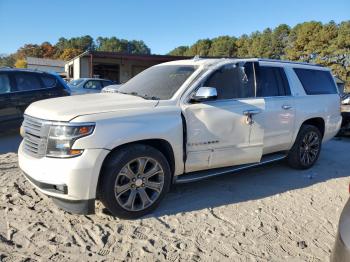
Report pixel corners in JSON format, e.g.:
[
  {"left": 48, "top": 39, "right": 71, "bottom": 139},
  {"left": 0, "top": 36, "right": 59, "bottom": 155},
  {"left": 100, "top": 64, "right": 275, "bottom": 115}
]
[{"left": 191, "top": 86, "right": 217, "bottom": 102}]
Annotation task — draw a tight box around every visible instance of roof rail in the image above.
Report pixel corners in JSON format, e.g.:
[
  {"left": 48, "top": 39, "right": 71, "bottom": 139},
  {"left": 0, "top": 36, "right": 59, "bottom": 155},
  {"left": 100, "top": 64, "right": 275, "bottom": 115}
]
[{"left": 257, "top": 58, "right": 323, "bottom": 67}]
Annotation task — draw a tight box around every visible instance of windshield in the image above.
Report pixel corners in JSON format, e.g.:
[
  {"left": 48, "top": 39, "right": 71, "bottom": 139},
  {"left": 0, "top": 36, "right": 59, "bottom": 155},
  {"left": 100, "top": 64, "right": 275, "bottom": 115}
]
[
  {"left": 69, "top": 79, "right": 84, "bottom": 87},
  {"left": 118, "top": 65, "right": 197, "bottom": 100}
]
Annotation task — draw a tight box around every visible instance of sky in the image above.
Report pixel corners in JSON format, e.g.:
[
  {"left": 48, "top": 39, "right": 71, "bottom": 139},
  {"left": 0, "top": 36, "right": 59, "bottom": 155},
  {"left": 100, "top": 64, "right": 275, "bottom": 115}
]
[{"left": 0, "top": 0, "right": 349, "bottom": 55}]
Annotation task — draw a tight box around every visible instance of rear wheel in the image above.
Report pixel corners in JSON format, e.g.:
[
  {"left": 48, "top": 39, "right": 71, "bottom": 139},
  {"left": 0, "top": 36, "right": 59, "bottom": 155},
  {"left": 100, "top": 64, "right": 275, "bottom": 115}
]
[
  {"left": 287, "top": 125, "right": 322, "bottom": 169},
  {"left": 100, "top": 144, "right": 171, "bottom": 219}
]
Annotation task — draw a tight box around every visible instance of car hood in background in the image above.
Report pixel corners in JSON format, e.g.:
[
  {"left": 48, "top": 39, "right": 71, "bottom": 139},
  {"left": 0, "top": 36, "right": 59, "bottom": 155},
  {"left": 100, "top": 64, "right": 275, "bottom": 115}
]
[{"left": 25, "top": 93, "right": 159, "bottom": 121}]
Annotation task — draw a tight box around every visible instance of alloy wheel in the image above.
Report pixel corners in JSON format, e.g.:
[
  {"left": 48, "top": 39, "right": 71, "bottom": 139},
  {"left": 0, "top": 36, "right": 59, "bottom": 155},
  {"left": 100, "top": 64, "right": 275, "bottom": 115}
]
[
  {"left": 114, "top": 157, "right": 165, "bottom": 212},
  {"left": 299, "top": 131, "right": 320, "bottom": 166}
]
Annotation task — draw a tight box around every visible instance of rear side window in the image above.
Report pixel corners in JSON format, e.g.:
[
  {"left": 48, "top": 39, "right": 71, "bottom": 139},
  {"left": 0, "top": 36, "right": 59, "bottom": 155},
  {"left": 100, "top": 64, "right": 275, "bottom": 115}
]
[
  {"left": 294, "top": 68, "right": 337, "bottom": 95},
  {"left": 84, "top": 80, "right": 102, "bottom": 89},
  {"left": 102, "top": 80, "right": 113, "bottom": 87},
  {"left": 14, "top": 73, "right": 42, "bottom": 91},
  {"left": 40, "top": 75, "right": 57, "bottom": 88},
  {"left": 0, "top": 73, "right": 11, "bottom": 94},
  {"left": 204, "top": 62, "right": 255, "bottom": 100},
  {"left": 256, "top": 66, "right": 290, "bottom": 97}
]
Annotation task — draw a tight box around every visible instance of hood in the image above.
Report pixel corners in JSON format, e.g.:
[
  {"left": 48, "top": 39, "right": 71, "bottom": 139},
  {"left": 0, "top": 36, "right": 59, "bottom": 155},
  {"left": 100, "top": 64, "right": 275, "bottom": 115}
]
[{"left": 25, "top": 93, "right": 158, "bottom": 121}]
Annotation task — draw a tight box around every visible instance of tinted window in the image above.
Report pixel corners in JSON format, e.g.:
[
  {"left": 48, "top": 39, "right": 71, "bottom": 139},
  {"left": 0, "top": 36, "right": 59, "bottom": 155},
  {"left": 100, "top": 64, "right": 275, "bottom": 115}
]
[
  {"left": 70, "top": 79, "right": 84, "bottom": 87},
  {"left": 294, "top": 68, "right": 337, "bottom": 95},
  {"left": 256, "top": 66, "right": 290, "bottom": 97},
  {"left": 40, "top": 75, "right": 56, "bottom": 88},
  {"left": 84, "top": 80, "right": 102, "bottom": 89},
  {"left": 14, "top": 73, "right": 42, "bottom": 91},
  {"left": 204, "top": 62, "right": 255, "bottom": 100},
  {"left": 102, "top": 80, "right": 113, "bottom": 87},
  {"left": 118, "top": 65, "right": 196, "bottom": 100},
  {"left": 0, "top": 73, "right": 11, "bottom": 94}
]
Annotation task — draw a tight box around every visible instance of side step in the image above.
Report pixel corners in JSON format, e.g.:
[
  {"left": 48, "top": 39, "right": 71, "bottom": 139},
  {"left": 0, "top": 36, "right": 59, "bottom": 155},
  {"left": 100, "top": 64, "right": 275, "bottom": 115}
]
[{"left": 175, "top": 152, "right": 287, "bottom": 184}]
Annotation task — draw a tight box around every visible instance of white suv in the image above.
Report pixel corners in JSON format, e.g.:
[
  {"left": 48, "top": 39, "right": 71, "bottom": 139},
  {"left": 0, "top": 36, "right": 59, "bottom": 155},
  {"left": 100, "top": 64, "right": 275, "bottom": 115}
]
[{"left": 18, "top": 58, "right": 342, "bottom": 218}]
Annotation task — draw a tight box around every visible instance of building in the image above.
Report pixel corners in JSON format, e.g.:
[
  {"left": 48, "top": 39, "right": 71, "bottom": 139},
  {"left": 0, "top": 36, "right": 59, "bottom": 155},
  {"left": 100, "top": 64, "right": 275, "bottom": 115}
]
[
  {"left": 27, "top": 57, "right": 66, "bottom": 77},
  {"left": 64, "top": 51, "right": 188, "bottom": 83}
]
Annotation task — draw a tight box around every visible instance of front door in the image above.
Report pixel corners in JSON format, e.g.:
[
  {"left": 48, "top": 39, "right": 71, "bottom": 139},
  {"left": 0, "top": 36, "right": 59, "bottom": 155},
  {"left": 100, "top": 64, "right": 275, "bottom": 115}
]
[{"left": 183, "top": 62, "right": 265, "bottom": 173}]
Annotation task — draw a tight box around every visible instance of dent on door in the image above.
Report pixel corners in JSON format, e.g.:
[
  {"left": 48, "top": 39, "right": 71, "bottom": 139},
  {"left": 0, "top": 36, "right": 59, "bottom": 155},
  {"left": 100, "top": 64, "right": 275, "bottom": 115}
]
[{"left": 183, "top": 99, "right": 265, "bottom": 173}]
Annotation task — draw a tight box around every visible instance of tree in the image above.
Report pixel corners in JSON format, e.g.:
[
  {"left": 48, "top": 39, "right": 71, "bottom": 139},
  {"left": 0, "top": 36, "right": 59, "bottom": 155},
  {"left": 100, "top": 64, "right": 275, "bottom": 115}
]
[
  {"left": 168, "top": 46, "right": 189, "bottom": 56},
  {"left": 59, "top": 48, "right": 82, "bottom": 61},
  {"left": 187, "top": 39, "right": 212, "bottom": 56},
  {"left": 271, "top": 24, "right": 290, "bottom": 59},
  {"left": 0, "top": 54, "right": 16, "bottom": 67},
  {"left": 15, "top": 59, "right": 27, "bottom": 68},
  {"left": 96, "top": 37, "right": 151, "bottom": 54},
  {"left": 209, "top": 36, "right": 236, "bottom": 57}
]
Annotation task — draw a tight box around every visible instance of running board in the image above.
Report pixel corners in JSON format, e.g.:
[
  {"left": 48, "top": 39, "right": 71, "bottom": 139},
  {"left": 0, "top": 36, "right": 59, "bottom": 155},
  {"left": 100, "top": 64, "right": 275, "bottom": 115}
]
[{"left": 175, "top": 153, "right": 287, "bottom": 184}]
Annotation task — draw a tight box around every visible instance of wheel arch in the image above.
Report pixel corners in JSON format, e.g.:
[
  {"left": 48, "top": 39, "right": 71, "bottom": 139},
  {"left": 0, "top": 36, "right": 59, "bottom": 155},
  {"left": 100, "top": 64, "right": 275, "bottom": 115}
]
[
  {"left": 301, "top": 117, "right": 325, "bottom": 138},
  {"left": 96, "top": 139, "right": 176, "bottom": 198}
]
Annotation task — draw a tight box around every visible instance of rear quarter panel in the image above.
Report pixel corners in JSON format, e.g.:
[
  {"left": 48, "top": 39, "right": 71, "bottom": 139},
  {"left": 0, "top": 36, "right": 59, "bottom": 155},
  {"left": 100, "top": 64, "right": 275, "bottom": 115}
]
[{"left": 284, "top": 66, "right": 342, "bottom": 144}]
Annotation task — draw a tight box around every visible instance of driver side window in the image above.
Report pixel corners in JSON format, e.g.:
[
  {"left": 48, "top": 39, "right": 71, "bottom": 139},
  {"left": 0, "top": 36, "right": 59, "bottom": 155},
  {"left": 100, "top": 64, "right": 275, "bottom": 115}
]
[{"left": 203, "top": 62, "right": 255, "bottom": 100}]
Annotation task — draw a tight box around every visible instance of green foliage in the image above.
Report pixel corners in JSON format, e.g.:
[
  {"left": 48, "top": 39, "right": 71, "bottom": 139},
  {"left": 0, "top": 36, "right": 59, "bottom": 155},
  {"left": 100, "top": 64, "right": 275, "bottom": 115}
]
[
  {"left": 168, "top": 20, "right": 350, "bottom": 90},
  {"left": 168, "top": 46, "right": 189, "bottom": 56},
  {"left": 96, "top": 37, "right": 150, "bottom": 54}
]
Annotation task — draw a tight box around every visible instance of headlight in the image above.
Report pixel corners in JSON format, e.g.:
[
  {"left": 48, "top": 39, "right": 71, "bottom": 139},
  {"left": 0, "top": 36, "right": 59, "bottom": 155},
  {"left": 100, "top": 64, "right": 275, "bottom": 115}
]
[{"left": 46, "top": 124, "right": 95, "bottom": 158}]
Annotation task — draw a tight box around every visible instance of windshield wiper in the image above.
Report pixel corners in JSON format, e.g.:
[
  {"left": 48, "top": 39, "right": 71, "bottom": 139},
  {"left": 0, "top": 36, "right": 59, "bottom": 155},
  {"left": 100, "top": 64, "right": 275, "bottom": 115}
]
[
  {"left": 117, "top": 91, "right": 159, "bottom": 100},
  {"left": 142, "top": 94, "right": 160, "bottom": 100}
]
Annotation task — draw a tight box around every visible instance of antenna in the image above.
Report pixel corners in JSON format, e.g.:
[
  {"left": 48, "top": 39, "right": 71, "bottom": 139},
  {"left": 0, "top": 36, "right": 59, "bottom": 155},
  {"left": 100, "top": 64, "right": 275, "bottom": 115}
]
[{"left": 193, "top": 55, "right": 201, "bottom": 61}]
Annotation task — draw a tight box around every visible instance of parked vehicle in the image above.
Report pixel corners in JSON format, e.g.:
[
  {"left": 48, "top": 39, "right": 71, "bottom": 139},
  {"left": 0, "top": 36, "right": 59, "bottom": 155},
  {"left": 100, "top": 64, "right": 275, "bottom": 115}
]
[
  {"left": 101, "top": 84, "right": 121, "bottom": 93},
  {"left": 0, "top": 68, "right": 70, "bottom": 132},
  {"left": 68, "top": 78, "right": 115, "bottom": 95},
  {"left": 335, "top": 77, "right": 350, "bottom": 133},
  {"left": 331, "top": 193, "right": 350, "bottom": 261},
  {"left": 18, "top": 58, "right": 342, "bottom": 218}
]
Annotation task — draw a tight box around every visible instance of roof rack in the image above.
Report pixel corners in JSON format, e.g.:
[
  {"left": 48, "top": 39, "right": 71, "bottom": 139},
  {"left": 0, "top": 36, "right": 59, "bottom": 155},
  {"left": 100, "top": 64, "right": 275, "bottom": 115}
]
[{"left": 257, "top": 58, "right": 323, "bottom": 67}]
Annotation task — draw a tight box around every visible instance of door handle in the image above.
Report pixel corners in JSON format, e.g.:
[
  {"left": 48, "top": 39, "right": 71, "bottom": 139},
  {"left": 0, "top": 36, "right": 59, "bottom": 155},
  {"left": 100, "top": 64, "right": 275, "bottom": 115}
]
[
  {"left": 243, "top": 109, "right": 261, "bottom": 125},
  {"left": 282, "top": 105, "right": 292, "bottom": 110},
  {"left": 243, "top": 109, "right": 261, "bottom": 116}
]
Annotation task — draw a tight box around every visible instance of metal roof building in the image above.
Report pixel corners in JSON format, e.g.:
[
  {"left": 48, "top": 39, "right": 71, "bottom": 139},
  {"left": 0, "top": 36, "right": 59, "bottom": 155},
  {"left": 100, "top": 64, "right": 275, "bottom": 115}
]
[
  {"left": 27, "top": 57, "right": 66, "bottom": 76},
  {"left": 64, "top": 51, "right": 188, "bottom": 83}
]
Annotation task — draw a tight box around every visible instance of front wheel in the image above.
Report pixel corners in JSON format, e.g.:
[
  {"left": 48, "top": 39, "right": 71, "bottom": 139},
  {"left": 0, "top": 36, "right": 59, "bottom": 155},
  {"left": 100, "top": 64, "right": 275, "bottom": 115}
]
[
  {"left": 287, "top": 125, "right": 322, "bottom": 169},
  {"left": 99, "top": 144, "right": 171, "bottom": 219}
]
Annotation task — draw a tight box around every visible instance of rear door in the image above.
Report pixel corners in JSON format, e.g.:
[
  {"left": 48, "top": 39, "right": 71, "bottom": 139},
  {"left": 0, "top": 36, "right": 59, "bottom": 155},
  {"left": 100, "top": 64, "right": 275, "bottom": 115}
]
[
  {"left": 0, "top": 72, "right": 21, "bottom": 131},
  {"left": 255, "top": 64, "right": 296, "bottom": 154},
  {"left": 12, "top": 72, "right": 45, "bottom": 116},
  {"left": 39, "top": 73, "right": 60, "bottom": 99}
]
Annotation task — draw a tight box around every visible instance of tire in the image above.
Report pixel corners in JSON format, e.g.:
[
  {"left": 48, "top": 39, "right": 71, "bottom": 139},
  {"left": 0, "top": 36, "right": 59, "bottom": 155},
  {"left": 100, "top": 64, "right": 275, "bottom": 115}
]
[
  {"left": 287, "top": 124, "right": 322, "bottom": 170},
  {"left": 99, "top": 144, "right": 171, "bottom": 219}
]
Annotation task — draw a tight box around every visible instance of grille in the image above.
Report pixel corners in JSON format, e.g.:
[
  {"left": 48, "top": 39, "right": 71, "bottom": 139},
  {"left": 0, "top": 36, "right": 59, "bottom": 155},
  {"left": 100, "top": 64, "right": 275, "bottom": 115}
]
[{"left": 22, "top": 116, "right": 50, "bottom": 158}]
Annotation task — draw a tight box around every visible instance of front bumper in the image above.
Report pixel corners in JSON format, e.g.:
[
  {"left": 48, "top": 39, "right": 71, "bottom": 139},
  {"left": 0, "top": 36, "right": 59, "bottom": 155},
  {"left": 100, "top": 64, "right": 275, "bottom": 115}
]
[
  {"left": 331, "top": 198, "right": 350, "bottom": 262},
  {"left": 18, "top": 141, "right": 109, "bottom": 212}
]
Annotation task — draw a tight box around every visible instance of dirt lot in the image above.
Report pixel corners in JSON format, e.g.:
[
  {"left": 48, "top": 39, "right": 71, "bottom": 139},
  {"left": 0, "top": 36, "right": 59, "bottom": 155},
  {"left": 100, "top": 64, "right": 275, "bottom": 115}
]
[{"left": 0, "top": 134, "right": 349, "bottom": 262}]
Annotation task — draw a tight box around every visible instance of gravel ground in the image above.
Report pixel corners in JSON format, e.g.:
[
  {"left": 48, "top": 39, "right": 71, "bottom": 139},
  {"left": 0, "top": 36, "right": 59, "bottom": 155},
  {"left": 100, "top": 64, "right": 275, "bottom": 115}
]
[{"left": 0, "top": 136, "right": 349, "bottom": 261}]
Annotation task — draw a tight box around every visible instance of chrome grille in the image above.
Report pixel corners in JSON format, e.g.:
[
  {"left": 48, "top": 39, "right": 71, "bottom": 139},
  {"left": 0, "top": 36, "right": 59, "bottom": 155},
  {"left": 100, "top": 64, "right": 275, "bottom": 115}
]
[{"left": 22, "top": 115, "right": 50, "bottom": 158}]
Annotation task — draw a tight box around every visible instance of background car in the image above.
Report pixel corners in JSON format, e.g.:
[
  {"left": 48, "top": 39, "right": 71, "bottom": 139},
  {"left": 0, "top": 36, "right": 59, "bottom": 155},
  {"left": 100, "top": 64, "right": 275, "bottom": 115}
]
[
  {"left": 331, "top": 189, "right": 350, "bottom": 262},
  {"left": 335, "top": 76, "right": 350, "bottom": 134},
  {"left": 101, "top": 84, "right": 121, "bottom": 93},
  {"left": 0, "top": 68, "right": 70, "bottom": 132},
  {"left": 68, "top": 78, "right": 116, "bottom": 95}
]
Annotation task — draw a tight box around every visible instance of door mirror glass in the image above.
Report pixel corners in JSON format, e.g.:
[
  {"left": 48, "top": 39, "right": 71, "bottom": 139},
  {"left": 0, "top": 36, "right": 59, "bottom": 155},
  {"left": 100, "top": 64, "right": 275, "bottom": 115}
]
[{"left": 191, "top": 86, "right": 217, "bottom": 102}]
